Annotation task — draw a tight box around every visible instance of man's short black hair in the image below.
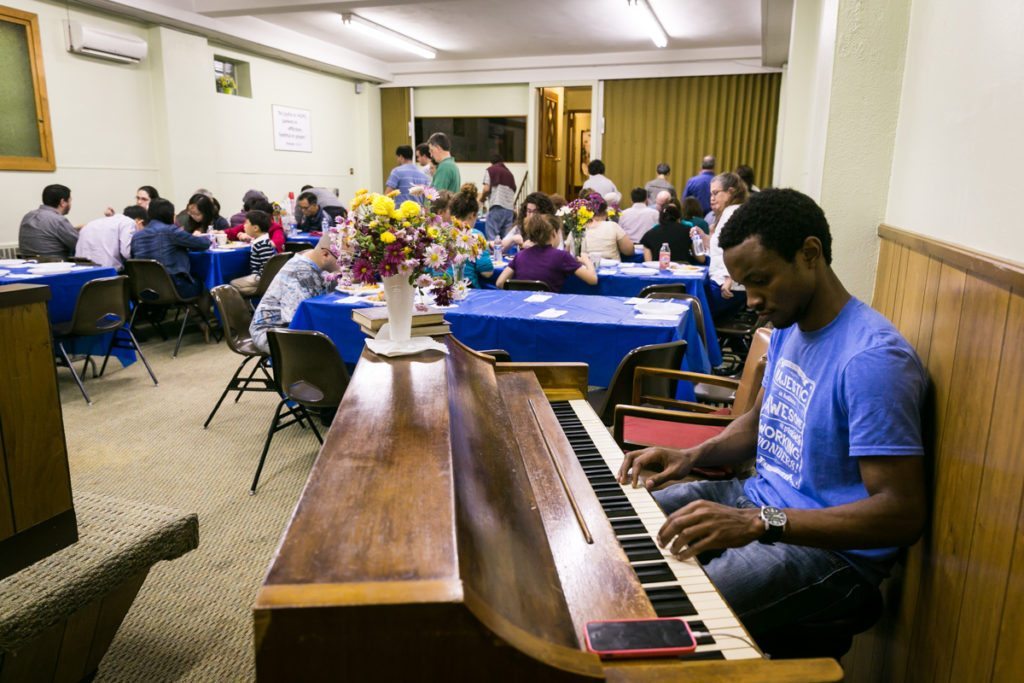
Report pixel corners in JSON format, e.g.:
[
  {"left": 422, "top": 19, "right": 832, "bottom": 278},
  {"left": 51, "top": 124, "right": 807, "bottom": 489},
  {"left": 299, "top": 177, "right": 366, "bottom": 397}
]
[
  {"left": 588, "top": 159, "right": 605, "bottom": 176},
  {"left": 416, "top": 143, "right": 430, "bottom": 157},
  {"left": 656, "top": 163, "right": 670, "bottom": 175},
  {"left": 123, "top": 205, "right": 147, "bottom": 223},
  {"left": 427, "top": 132, "right": 451, "bottom": 151},
  {"left": 297, "top": 191, "right": 319, "bottom": 206},
  {"left": 630, "top": 187, "right": 647, "bottom": 203},
  {"left": 42, "top": 184, "right": 71, "bottom": 207},
  {"left": 300, "top": 185, "right": 314, "bottom": 192},
  {"left": 490, "top": 153, "right": 504, "bottom": 164},
  {"left": 396, "top": 145, "right": 413, "bottom": 160},
  {"left": 245, "top": 209, "right": 270, "bottom": 232},
  {"left": 147, "top": 198, "right": 175, "bottom": 224},
  {"left": 719, "top": 188, "right": 833, "bottom": 265}
]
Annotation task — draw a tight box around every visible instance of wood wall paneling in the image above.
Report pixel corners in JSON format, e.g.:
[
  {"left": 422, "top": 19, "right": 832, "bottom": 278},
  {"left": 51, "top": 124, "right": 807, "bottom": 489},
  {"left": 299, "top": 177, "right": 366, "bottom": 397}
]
[{"left": 843, "top": 225, "right": 1024, "bottom": 683}]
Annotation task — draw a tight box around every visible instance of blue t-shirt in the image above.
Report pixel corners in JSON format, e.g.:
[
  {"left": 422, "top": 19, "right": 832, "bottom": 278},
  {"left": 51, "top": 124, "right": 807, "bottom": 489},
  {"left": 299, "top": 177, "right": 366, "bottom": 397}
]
[
  {"left": 386, "top": 163, "right": 430, "bottom": 204},
  {"left": 744, "top": 298, "right": 927, "bottom": 566},
  {"left": 462, "top": 229, "right": 494, "bottom": 288}
]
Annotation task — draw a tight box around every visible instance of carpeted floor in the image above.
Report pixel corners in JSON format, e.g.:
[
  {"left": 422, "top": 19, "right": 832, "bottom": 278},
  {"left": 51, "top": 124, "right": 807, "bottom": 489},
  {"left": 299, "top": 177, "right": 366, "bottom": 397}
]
[{"left": 59, "top": 330, "right": 320, "bottom": 681}]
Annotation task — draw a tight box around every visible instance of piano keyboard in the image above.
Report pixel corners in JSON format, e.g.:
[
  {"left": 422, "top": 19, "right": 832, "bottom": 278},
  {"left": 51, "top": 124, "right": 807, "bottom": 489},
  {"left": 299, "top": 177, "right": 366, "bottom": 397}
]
[{"left": 552, "top": 400, "right": 761, "bottom": 661}]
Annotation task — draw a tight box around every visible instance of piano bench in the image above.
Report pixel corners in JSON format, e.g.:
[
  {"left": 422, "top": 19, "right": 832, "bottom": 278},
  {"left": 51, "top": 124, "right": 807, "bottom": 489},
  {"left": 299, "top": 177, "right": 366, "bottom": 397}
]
[
  {"left": 0, "top": 491, "right": 199, "bottom": 681},
  {"left": 756, "top": 586, "right": 883, "bottom": 661}
]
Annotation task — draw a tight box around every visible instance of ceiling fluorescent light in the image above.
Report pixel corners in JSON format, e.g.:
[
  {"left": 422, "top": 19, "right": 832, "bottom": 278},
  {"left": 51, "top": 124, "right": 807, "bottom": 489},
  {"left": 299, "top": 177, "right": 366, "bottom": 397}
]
[
  {"left": 630, "top": 0, "right": 668, "bottom": 48},
  {"left": 341, "top": 13, "right": 437, "bottom": 59}
]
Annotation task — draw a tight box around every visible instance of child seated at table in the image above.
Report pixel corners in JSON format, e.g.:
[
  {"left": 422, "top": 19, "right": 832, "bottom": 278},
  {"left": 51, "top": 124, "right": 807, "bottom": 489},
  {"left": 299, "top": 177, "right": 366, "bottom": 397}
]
[
  {"left": 229, "top": 210, "right": 276, "bottom": 296},
  {"left": 496, "top": 214, "right": 597, "bottom": 293}
]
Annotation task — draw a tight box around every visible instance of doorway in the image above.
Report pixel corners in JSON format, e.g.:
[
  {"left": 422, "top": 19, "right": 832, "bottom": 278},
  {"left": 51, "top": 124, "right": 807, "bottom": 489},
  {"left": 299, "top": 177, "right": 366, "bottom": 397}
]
[{"left": 536, "top": 86, "right": 591, "bottom": 199}]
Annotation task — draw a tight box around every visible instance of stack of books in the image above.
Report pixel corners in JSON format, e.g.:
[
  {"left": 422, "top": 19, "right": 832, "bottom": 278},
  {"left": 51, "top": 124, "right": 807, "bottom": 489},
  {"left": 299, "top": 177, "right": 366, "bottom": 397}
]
[{"left": 351, "top": 307, "right": 451, "bottom": 338}]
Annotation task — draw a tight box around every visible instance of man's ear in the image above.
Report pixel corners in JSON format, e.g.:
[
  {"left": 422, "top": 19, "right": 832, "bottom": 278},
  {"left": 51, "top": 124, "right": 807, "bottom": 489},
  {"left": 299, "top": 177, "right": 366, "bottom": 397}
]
[{"left": 801, "top": 236, "right": 823, "bottom": 268}]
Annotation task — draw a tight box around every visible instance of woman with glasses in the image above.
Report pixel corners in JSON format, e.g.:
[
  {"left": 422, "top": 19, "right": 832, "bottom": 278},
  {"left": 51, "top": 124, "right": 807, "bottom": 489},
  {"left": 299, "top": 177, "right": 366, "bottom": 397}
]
[{"left": 696, "top": 172, "right": 749, "bottom": 318}]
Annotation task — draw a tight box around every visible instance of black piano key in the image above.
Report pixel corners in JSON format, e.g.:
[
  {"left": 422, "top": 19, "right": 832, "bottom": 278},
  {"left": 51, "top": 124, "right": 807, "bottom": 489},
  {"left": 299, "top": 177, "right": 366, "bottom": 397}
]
[
  {"left": 680, "top": 652, "right": 726, "bottom": 661},
  {"left": 633, "top": 562, "right": 676, "bottom": 584},
  {"left": 610, "top": 518, "right": 647, "bottom": 536},
  {"left": 620, "top": 537, "right": 663, "bottom": 562},
  {"left": 645, "top": 586, "right": 697, "bottom": 617},
  {"left": 687, "top": 621, "right": 715, "bottom": 645}
]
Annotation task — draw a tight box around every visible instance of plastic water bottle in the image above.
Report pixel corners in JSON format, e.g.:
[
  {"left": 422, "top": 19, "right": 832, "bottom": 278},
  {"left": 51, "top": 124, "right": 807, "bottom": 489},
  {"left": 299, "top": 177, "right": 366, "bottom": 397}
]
[
  {"left": 492, "top": 240, "right": 503, "bottom": 263},
  {"left": 691, "top": 231, "right": 706, "bottom": 257},
  {"left": 659, "top": 242, "right": 672, "bottom": 270}
]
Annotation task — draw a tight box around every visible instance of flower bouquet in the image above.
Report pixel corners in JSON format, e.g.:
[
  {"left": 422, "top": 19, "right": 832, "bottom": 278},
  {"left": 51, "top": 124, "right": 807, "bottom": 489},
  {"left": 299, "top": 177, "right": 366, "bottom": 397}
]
[
  {"left": 556, "top": 192, "right": 602, "bottom": 257},
  {"left": 216, "top": 74, "right": 236, "bottom": 94}
]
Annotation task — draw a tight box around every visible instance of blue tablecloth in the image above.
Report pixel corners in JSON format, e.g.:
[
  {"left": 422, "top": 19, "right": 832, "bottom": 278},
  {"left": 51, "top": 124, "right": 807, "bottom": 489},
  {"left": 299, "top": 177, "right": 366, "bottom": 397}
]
[
  {"left": 484, "top": 263, "right": 721, "bottom": 366},
  {"left": 290, "top": 289, "right": 710, "bottom": 390},
  {"left": 189, "top": 246, "right": 251, "bottom": 290},
  {"left": 285, "top": 232, "right": 321, "bottom": 246},
  {"left": 0, "top": 264, "right": 135, "bottom": 366}
]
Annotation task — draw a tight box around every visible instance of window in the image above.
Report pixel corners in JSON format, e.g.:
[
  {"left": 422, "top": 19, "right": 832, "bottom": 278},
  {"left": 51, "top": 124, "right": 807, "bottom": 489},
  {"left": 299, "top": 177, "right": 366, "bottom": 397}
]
[
  {"left": 213, "top": 56, "right": 250, "bottom": 97},
  {"left": 0, "top": 6, "right": 55, "bottom": 171},
  {"left": 415, "top": 117, "right": 526, "bottom": 163}
]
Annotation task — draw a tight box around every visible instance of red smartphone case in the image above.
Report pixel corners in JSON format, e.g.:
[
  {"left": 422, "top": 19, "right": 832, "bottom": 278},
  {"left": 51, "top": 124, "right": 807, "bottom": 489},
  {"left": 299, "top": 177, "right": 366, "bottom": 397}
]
[{"left": 584, "top": 618, "right": 697, "bottom": 659}]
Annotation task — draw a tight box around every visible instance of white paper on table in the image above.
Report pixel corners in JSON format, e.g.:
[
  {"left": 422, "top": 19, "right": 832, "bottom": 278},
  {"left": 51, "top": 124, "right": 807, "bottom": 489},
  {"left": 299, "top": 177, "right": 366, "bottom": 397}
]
[
  {"left": 4, "top": 273, "right": 38, "bottom": 279},
  {"left": 535, "top": 308, "right": 568, "bottom": 319},
  {"left": 335, "top": 295, "right": 366, "bottom": 304},
  {"left": 598, "top": 269, "right": 617, "bottom": 275},
  {"left": 366, "top": 336, "right": 449, "bottom": 357},
  {"left": 524, "top": 294, "right": 552, "bottom": 303},
  {"left": 623, "top": 297, "right": 645, "bottom": 305},
  {"left": 635, "top": 313, "right": 682, "bottom": 322}
]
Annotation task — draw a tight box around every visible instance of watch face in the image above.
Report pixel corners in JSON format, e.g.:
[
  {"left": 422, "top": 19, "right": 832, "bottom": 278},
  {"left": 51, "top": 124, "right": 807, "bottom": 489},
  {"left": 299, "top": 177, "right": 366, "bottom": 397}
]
[{"left": 762, "top": 506, "right": 787, "bottom": 526}]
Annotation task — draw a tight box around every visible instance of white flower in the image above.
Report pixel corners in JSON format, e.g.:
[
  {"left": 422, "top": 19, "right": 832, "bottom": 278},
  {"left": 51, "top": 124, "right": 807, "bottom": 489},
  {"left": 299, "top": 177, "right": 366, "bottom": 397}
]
[{"left": 415, "top": 273, "right": 433, "bottom": 288}]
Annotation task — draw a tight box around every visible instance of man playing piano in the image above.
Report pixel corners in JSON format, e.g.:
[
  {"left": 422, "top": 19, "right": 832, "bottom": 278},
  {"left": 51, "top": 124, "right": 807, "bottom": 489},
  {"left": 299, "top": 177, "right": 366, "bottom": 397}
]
[{"left": 619, "top": 188, "right": 927, "bottom": 641}]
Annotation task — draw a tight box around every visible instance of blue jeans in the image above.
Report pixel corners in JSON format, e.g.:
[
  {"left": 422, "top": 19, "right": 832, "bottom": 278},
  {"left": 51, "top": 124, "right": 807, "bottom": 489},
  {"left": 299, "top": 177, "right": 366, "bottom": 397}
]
[
  {"left": 484, "top": 206, "right": 515, "bottom": 241},
  {"left": 706, "top": 279, "right": 747, "bottom": 319},
  {"left": 652, "top": 479, "right": 883, "bottom": 637}
]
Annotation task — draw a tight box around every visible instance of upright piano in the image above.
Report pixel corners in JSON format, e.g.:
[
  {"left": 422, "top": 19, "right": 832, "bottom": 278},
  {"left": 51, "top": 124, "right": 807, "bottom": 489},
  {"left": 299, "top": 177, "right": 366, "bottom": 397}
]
[{"left": 253, "top": 337, "right": 842, "bottom": 681}]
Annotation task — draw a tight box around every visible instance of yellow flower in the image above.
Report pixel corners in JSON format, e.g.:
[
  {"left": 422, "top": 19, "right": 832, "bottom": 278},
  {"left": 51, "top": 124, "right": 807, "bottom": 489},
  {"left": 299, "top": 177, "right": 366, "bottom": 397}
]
[
  {"left": 387, "top": 189, "right": 400, "bottom": 198},
  {"left": 578, "top": 207, "right": 594, "bottom": 222},
  {"left": 380, "top": 231, "right": 397, "bottom": 244},
  {"left": 356, "top": 188, "right": 368, "bottom": 196},
  {"left": 399, "top": 200, "right": 421, "bottom": 219},
  {"left": 402, "top": 221, "right": 411, "bottom": 228},
  {"left": 371, "top": 195, "right": 395, "bottom": 216},
  {"left": 427, "top": 227, "right": 439, "bottom": 239}
]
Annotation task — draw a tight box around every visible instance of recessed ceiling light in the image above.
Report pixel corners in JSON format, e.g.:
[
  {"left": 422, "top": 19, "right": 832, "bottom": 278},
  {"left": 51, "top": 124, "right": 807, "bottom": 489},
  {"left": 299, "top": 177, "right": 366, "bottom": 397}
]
[{"left": 340, "top": 13, "right": 437, "bottom": 60}]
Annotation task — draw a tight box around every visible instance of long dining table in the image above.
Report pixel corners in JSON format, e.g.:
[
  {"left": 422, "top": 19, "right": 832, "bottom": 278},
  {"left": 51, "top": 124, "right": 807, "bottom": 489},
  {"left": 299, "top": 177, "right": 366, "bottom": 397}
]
[{"left": 289, "top": 288, "right": 710, "bottom": 390}]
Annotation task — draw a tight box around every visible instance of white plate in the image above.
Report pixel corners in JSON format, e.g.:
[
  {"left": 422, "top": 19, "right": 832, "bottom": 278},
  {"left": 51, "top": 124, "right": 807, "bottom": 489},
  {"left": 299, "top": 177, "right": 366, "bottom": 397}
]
[
  {"left": 28, "top": 263, "right": 75, "bottom": 274},
  {"left": 640, "top": 261, "right": 667, "bottom": 269},
  {"left": 0, "top": 269, "right": 10, "bottom": 277},
  {"left": 619, "top": 267, "right": 652, "bottom": 276},
  {"left": 0, "top": 259, "right": 26, "bottom": 267},
  {"left": 635, "top": 301, "right": 687, "bottom": 316}
]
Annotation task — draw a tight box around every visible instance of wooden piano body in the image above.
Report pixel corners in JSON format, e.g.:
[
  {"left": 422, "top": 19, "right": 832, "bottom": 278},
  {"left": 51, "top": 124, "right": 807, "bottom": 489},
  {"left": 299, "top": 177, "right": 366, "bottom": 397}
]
[{"left": 253, "top": 337, "right": 841, "bottom": 681}]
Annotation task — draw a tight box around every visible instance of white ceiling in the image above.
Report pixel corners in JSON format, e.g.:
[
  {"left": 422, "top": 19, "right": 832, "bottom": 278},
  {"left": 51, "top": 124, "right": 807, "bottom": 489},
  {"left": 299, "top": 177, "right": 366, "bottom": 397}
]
[{"left": 77, "top": 0, "right": 784, "bottom": 83}]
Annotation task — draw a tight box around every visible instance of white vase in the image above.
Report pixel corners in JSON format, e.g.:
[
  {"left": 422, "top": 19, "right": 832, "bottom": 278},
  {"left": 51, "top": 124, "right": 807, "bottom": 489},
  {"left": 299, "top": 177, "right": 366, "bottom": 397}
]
[{"left": 382, "top": 274, "right": 414, "bottom": 342}]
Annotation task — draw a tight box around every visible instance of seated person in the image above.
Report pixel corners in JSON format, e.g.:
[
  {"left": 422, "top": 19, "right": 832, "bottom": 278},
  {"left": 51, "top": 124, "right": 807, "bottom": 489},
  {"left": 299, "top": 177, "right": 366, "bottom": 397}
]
[
  {"left": 640, "top": 203, "right": 707, "bottom": 264},
  {"left": 618, "top": 188, "right": 927, "bottom": 644},
  {"left": 177, "top": 193, "right": 228, "bottom": 234},
  {"left": 500, "top": 192, "right": 557, "bottom": 251},
  {"left": 229, "top": 189, "right": 268, "bottom": 227},
  {"left": 448, "top": 184, "right": 493, "bottom": 288},
  {"left": 75, "top": 205, "right": 146, "bottom": 270},
  {"left": 682, "top": 196, "right": 710, "bottom": 234},
  {"left": 578, "top": 194, "right": 633, "bottom": 261},
  {"left": 228, "top": 210, "right": 277, "bottom": 296},
  {"left": 19, "top": 184, "right": 78, "bottom": 259},
  {"left": 295, "top": 191, "right": 333, "bottom": 232},
  {"left": 131, "top": 198, "right": 215, "bottom": 326},
  {"left": 496, "top": 214, "right": 597, "bottom": 293},
  {"left": 618, "top": 187, "right": 660, "bottom": 242},
  {"left": 250, "top": 237, "right": 339, "bottom": 353},
  {"left": 223, "top": 198, "right": 285, "bottom": 252}
]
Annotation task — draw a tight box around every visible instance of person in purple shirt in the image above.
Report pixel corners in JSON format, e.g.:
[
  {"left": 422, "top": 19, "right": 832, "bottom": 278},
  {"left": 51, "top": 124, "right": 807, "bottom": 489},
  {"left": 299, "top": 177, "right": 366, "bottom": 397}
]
[
  {"left": 683, "top": 155, "right": 717, "bottom": 215},
  {"left": 495, "top": 214, "right": 597, "bottom": 292}
]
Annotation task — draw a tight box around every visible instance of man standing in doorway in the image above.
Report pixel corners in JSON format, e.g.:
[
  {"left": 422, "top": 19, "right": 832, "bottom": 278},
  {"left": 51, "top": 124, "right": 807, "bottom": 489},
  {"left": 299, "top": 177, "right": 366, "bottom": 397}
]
[
  {"left": 428, "top": 132, "right": 461, "bottom": 193},
  {"left": 385, "top": 145, "right": 429, "bottom": 204}
]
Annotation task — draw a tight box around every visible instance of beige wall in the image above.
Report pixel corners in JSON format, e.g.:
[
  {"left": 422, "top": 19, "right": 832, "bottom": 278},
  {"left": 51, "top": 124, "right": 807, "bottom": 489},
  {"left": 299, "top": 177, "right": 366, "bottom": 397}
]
[
  {"left": 1, "top": 0, "right": 377, "bottom": 245},
  {"left": 412, "top": 84, "right": 530, "bottom": 195},
  {"left": 885, "top": 0, "right": 1024, "bottom": 264},
  {"left": 775, "top": 0, "right": 911, "bottom": 301}
]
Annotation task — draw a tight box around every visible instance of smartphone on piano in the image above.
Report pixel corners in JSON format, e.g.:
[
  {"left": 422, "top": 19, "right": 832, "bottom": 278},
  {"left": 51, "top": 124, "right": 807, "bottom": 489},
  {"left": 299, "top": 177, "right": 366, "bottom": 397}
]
[{"left": 584, "top": 618, "right": 696, "bottom": 659}]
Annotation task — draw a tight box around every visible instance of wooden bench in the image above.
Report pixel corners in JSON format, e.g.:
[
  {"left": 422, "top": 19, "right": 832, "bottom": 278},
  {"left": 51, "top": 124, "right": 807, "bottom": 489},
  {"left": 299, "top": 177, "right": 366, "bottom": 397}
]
[{"left": 0, "top": 491, "right": 198, "bottom": 682}]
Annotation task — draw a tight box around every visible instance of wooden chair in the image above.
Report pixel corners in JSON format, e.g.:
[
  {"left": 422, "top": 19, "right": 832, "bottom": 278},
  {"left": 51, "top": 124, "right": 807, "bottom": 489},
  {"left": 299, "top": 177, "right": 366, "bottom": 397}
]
[
  {"left": 203, "top": 286, "right": 277, "bottom": 428},
  {"left": 587, "top": 339, "right": 688, "bottom": 426},
  {"left": 504, "top": 279, "right": 552, "bottom": 292},
  {"left": 478, "top": 349, "right": 512, "bottom": 363},
  {"left": 612, "top": 327, "right": 771, "bottom": 455},
  {"left": 251, "top": 329, "right": 351, "bottom": 493},
  {"left": 124, "top": 259, "right": 219, "bottom": 357},
  {"left": 51, "top": 275, "right": 157, "bottom": 404}
]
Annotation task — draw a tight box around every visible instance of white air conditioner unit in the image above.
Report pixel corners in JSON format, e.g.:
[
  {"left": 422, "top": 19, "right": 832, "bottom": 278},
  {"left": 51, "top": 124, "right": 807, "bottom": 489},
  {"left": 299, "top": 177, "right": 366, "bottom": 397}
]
[{"left": 65, "top": 21, "right": 148, "bottom": 64}]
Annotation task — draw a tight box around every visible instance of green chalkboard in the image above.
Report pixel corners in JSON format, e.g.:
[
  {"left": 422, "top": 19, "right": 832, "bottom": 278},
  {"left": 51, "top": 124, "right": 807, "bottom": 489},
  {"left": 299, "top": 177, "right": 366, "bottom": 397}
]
[{"left": 0, "top": 6, "right": 55, "bottom": 171}]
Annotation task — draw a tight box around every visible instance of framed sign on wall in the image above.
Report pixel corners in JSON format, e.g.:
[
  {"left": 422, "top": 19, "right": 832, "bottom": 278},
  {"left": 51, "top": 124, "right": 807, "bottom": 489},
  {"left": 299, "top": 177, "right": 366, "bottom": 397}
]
[
  {"left": 272, "top": 105, "right": 312, "bottom": 153},
  {"left": 0, "top": 5, "right": 56, "bottom": 171}
]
